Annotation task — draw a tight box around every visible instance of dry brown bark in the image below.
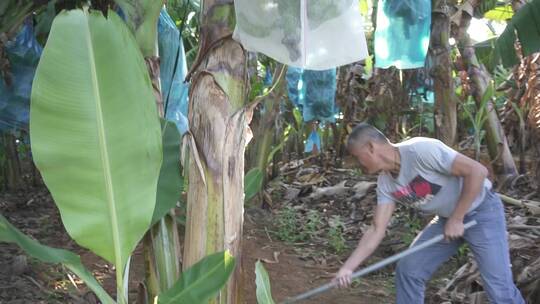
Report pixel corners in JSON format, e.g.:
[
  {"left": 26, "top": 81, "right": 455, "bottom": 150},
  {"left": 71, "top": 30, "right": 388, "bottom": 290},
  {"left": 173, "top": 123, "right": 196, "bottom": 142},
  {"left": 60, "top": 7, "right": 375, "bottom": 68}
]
[{"left": 183, "top": 1, "right": 251, "bottom": 303}]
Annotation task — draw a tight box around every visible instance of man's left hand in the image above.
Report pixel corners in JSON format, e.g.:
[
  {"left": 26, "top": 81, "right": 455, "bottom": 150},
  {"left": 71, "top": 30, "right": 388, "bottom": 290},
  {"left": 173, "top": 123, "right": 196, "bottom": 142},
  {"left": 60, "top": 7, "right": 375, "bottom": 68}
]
[{"left": 444, "top": 217, "right": 465, "bottom": 241}]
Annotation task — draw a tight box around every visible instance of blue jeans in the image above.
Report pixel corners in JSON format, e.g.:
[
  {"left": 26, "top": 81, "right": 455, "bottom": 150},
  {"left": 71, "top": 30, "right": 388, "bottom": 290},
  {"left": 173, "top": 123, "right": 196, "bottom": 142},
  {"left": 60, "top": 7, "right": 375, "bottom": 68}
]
[{"left": 396, "top": 190, "right": 525, "bottom": 303}]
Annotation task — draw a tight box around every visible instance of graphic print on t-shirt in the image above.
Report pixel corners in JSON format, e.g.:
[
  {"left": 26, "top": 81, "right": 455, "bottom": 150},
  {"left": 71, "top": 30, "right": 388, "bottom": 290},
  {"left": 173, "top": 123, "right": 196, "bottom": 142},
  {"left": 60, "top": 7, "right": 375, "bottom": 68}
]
[{"left": 391, "top": 175, "right": 442, "bottom": 207}]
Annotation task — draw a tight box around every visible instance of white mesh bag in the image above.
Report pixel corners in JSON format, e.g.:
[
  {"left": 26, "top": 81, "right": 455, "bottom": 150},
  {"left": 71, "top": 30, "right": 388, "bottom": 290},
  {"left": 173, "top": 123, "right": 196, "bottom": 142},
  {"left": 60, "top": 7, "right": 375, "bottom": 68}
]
[{"left": 233, "top": 0, "right": 369, "bottom": 70}]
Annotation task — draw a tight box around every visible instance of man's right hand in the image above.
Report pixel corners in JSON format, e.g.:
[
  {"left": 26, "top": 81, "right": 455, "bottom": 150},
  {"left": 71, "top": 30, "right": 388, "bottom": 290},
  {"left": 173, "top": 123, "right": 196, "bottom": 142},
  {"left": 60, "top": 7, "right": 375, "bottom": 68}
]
[{"left": 333, "top": 267, "right": 353, "bottom": 288}]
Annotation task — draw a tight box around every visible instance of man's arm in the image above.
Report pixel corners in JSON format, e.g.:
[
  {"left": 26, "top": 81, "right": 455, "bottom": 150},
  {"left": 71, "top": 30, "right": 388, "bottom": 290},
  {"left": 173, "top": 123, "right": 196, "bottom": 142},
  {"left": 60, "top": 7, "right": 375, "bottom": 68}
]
[
  {"left": 445, "top": 154, "right": 488, "bottom": 240},
  {"left": 334, "top": 202, "right": 395, "bottom": 288}
]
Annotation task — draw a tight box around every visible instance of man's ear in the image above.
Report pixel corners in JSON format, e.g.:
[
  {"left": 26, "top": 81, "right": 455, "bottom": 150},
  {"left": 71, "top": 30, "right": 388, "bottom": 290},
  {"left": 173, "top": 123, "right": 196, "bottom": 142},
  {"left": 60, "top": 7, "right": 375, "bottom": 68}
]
[{"left": 367, "top": 141, "right": 374, "bottom": 153}]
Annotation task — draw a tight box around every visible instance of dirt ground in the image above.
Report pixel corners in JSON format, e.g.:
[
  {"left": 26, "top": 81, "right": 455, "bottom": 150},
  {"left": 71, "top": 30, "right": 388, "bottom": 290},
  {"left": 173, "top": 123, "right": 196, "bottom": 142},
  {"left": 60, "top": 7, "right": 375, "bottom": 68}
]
[
  {"left": 241, "top": 207, "right": 396, "bottom": 304},
  {"left": 0, "top": 182, "right": 451, "bottom": 304},
  {"left": 0, "top": 186, "right": 394, "bottom": 304}
]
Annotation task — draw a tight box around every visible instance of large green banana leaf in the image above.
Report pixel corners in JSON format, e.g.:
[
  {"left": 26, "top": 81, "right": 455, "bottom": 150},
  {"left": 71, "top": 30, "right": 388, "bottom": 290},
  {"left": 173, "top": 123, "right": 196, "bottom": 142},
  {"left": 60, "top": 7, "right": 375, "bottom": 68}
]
[
  {"left": 30, "top": 9, "right": 162, "bottom": 273},
  {"left": 483, "top": 5, "right": 513, "bottom": 21},
  {"left": 151, "top": 119, "right": 184, "bottom": 226},
  {"left": 245, "top": 167, "right": 263, "bottom": 201},
  {"left": 496, "top": 0, "right": 540, "bottom": 67},
  {"left": 157, "top": 251, "right": 236, "bottom": 303},
  {"left": 0, "top": 215, "right": 115, "bottom": 304},
  {"left": 255, "top": 261, "right": 276, "bottom": 304}
]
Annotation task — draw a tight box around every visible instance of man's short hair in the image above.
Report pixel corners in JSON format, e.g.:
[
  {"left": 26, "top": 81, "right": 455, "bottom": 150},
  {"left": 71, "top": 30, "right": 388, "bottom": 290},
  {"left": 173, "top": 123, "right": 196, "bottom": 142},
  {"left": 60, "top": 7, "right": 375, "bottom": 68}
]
[{"left": 347, "top": 123, "right": 389, "bottom": 150}]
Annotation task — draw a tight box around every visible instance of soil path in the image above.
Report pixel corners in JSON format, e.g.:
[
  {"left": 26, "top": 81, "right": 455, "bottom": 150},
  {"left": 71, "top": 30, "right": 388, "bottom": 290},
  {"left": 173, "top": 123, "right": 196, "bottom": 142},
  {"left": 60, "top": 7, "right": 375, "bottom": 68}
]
[{"left": 241, "top": 208, "right": 395, "bottom": 304}]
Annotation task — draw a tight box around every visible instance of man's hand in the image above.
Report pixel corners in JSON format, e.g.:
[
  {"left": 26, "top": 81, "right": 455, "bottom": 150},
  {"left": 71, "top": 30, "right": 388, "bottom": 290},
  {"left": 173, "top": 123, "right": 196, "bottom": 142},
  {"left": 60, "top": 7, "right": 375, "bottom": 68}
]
[
  {"left": 444, "top": 217, "right": 465, "bottom": 241},
  {"left": 331, "top": 204, "right": 394, "bottom": 289},
  {"left": 333, "top": 266, "right": 353, "bottom": 289}
]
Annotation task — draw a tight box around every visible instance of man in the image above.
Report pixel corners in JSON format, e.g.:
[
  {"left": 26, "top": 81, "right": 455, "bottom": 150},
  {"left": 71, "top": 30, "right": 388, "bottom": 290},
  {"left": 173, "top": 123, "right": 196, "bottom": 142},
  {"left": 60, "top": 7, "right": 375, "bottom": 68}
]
[{"left": 334, "top": 123, "right": 524, "bottom": 303}]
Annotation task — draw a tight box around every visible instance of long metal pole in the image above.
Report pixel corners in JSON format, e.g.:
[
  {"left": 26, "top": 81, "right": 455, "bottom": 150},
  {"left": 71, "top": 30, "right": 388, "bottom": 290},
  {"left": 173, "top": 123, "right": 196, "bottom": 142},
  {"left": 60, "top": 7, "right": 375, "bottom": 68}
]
[{"left": 281, "top": 220, "right": 477, "bottom": 304}]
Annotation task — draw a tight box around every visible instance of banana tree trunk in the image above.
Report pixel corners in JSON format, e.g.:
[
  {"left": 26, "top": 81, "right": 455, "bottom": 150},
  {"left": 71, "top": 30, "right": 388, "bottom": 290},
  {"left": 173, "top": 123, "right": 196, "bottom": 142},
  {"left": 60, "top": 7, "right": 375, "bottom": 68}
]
[
  {"left": 456, "top": 3, "right": 518, "bottom": 183},
  {"left": 373, "top": 68, "right": 410, "bottom": 137},
  {"left": 247, "top": 65, "right": 285, "bottom": 172},
  {"left": 429, "top": 0, "right": 457, "bottom": 146},
  {"left": 1, "top": 132, "right": 23, "bottom": 190},
  {"left": 256, "top": 68, "right": 286, "bottom": 172},
  {"left": 282, "top": 99, "right": 303, "bottom": 161},
  {"left": 255, "top": 103, "right": 278, "bottom": 171},
  {"left": 183, "top": 1, "right": 249, "bottom": 303},
  {"left": 335, "top": 67, "right": 353, "bottom": 158}
]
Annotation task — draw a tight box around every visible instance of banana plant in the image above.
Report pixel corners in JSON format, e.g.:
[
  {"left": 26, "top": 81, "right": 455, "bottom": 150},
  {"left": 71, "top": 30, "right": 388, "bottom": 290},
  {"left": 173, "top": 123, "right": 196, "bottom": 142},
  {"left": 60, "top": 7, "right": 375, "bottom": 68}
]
[
  {"left": 462, "top": 83, "right": 494, "bottom": 160},
  {"left": 0, "top": 8, "right": 237, "bottom": 303},
  {"left": 247, "top": 64, "right": 287, "bottom": 195},
  {"left": 456, "top": 0, "right": 518, "bottom": 182}
]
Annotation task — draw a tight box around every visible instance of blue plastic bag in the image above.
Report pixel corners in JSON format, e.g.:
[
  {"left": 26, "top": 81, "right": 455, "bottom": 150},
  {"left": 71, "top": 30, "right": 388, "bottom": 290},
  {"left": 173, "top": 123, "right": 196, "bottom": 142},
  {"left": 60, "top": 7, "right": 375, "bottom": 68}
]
[
  {"left": 304, "top": 130, "right": 322, "bottom": 153},
  {"left": 303, "top": 69, "right": 337, "bottom": 123},
  {"left": 158, "top": 7, "right": 189, "bottom": 135},
  {"left": 375, "top": 0, "right": 431, "bottom": 69},
  {"left": 0, "top": 19, "right": 42, "bottom": 131},
  {"left": 286, "top": 67, "right": 305, "bottom": 109},
  {"left": 285, "top": 67, "right": 337, "bottom": 123}
]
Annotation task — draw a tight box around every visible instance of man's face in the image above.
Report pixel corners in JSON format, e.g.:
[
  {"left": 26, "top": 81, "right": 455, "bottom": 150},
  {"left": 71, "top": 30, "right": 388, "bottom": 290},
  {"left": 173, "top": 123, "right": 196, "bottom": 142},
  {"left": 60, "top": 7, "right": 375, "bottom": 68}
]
[{"left": 349, "top": 142, "right": 380, "bottom": 174}]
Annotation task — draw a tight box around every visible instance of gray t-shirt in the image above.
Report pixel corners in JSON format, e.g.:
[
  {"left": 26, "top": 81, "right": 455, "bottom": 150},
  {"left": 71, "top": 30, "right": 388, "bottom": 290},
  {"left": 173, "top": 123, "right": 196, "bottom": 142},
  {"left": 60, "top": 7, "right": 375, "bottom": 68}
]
[{"left": 376, "top": 137, "right": 492, "bottom": 218}]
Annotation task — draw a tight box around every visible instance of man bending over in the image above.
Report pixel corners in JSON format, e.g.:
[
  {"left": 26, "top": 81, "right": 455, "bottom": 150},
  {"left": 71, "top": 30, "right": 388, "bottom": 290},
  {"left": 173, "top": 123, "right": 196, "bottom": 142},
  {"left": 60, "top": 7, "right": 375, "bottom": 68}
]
[{"left": 334, "top": 123, "right": 524, "bottom": 303}]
